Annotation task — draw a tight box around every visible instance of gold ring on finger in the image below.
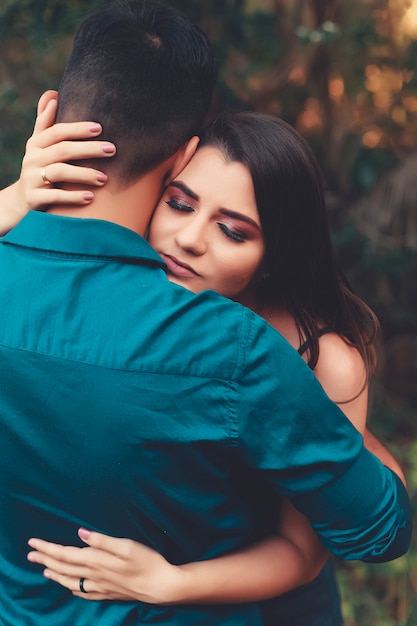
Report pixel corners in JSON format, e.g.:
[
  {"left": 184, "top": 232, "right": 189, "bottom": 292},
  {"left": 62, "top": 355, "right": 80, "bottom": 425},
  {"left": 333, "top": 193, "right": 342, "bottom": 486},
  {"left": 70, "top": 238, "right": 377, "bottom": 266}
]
[{"left": 41, "top": 167, "right": 52, "bottom": 186}]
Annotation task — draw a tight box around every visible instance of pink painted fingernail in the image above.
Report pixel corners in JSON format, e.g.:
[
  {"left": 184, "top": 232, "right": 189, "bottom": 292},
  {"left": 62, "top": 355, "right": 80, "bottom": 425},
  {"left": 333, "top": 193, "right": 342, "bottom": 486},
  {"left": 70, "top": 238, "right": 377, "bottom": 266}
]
[
  {"left": 43, "top": 570, "right": 51, "bottom": 578},
  {"left": 27, "top": 552, "right": 35, "bottom": 561},
  {"left": 83, "top": 192, "right": 94, "bottom": 202},
  {"left": 79, "top": 528, "right": 91, "bottom": 540},
  {"left": 96, "top": 173, "right": 108, "bottom": 183},
  {"left": 102, "top": 143, "right": 116, "bottom": 154},
  {"left": 89, "top": 123, "right": 102, "bottom": 133}
]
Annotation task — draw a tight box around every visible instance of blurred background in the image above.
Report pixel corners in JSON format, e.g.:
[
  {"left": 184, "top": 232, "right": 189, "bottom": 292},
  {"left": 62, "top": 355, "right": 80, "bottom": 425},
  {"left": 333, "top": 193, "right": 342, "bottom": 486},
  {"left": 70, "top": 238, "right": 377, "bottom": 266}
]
[{"left": 0, "top": 0, "right": 416, "bottom": 623}]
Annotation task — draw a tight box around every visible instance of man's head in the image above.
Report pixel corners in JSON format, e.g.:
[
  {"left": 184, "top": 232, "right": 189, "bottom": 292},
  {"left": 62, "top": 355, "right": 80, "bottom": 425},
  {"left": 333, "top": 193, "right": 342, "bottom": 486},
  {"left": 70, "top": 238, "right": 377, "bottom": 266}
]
[{"left": 56, "top": 0, "right": 217, "bottom": 184}]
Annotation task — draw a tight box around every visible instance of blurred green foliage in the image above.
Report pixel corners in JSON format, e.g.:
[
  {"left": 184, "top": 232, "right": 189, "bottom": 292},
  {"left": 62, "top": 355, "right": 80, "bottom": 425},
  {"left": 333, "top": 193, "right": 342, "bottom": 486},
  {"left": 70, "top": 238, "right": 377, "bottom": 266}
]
[{"left": 0, "top": 0, "right": 416, "bottom": 623}]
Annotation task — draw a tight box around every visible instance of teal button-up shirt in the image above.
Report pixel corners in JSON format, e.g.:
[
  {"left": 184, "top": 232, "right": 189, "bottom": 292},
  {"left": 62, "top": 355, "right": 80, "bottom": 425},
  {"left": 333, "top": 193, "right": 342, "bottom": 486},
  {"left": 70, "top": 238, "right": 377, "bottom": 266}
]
[{"left": 0, "top": 212, "right": 411, "bottom": 625}]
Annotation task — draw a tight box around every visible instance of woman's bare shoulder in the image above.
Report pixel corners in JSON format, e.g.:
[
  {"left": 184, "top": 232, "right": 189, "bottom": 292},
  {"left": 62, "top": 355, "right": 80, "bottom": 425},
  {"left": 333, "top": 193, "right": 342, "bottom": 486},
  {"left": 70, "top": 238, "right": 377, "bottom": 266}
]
[
  {"left": 264, "top": 302, "right": 369, "bottom": 431},
  {"left": 314, "top": 332, "right": 368, "bottom": 432},
  {"left": 314, "top": 332, "right": 366, "bottom": 398}
]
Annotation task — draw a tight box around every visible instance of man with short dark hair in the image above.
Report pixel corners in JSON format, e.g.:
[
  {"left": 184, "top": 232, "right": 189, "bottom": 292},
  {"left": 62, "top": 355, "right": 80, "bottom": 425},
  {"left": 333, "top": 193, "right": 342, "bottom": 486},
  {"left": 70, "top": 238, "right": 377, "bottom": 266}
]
[{"left": 0, "top": 1, "right": 411, "bottom": 624}]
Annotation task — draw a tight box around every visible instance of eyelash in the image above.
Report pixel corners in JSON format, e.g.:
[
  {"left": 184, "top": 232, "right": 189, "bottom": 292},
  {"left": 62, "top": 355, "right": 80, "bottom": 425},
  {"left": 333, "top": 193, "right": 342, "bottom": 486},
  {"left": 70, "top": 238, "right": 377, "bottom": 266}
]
[
  {"left": 218, "top": 223, "right": 246, "bottom": 243},
  {"left": 166, "top": 199, "right": 194, "bottom": 213},
  {"left": 166, "top": 198, "right": 247, "bottom": 244}
]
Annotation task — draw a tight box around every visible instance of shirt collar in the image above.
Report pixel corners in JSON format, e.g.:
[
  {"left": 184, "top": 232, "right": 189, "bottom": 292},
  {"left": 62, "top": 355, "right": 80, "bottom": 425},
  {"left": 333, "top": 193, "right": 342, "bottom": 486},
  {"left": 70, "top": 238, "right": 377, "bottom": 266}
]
[{"left": 1, "top": 212, "right": 166, "bottom": 268}]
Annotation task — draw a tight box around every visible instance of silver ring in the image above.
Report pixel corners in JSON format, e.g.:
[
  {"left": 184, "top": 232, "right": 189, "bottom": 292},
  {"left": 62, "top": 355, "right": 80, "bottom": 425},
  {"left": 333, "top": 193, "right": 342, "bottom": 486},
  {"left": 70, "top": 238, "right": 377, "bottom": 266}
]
[
  {"left": 79, "top": 577, "right": 88, "bottom": 593},
  {"left": 41, "top": 167, "right": 52, "bottom": 186}
]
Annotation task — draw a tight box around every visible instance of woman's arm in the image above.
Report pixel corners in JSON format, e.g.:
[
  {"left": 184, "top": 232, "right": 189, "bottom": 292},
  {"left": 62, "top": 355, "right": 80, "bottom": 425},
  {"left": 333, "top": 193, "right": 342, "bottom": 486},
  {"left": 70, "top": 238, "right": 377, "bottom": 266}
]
[
  {"left": 0, "top": 90, "right": 114, "bottom": 235},
  {"left": 0, "top": 181, "right": 28, "bottom": 236},
  {"left": 28, "top": 510, "right": 328, "bottom": 605},
  {"left": 175, "top": 500, "right": 328, "bottom": 603}
]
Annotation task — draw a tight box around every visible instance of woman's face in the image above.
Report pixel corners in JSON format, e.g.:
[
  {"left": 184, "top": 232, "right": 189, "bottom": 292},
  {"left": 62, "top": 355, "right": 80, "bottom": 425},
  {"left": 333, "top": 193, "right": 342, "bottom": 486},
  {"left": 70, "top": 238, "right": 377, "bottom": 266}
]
[{"left": 148, "top": 147, "right": 265, "bottom": 300}]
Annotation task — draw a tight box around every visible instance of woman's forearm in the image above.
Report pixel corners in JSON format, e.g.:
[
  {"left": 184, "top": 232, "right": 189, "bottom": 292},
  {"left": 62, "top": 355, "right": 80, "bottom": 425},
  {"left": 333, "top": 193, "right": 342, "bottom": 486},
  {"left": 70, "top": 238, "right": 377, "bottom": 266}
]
[
  {"left": 167, "top": 498, "right": 328, "bottom": 605},
  {"left": 0, "top": 181, "right": 26, "bottom": 235},
  {"left": 168, "top": 534, "right": 327, "bottom": 604}
]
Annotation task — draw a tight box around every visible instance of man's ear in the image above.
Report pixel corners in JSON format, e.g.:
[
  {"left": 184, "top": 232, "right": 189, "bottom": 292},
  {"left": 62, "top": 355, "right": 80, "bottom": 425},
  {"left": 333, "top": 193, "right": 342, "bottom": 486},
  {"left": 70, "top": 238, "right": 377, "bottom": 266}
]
[
  {"left": 37, "top": 90, "right": 58, "bottom": 115},
  {"left": 168, "top": 136, "right": 200, "bottom": 181}
]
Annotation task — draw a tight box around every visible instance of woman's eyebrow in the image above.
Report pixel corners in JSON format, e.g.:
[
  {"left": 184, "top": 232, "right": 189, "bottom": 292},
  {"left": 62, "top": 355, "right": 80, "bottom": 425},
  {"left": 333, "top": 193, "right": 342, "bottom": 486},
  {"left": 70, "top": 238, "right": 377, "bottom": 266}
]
[
  {"left": 168, "top": 182, "right": 261, "bottom": 231},
  {"left": 219, "top": 209, "right": 262, "bottom": 231},
  {"left": 169, "top": 181, "right": 199, "bottom": 201}
]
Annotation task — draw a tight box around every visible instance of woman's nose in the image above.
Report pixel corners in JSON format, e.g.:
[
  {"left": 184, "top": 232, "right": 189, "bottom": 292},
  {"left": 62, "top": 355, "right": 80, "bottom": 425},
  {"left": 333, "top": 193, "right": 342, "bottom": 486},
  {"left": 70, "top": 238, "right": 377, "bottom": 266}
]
[{"left": 175, "top": 218, "right": 208, "bottom": 255}]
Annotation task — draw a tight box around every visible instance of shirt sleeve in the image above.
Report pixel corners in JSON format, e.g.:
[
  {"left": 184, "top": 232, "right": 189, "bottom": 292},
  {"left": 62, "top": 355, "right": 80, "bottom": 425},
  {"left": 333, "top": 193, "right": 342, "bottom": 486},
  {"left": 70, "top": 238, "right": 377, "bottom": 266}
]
[{"left": 235, "top": 310, "right": 412, "bottom": 562}]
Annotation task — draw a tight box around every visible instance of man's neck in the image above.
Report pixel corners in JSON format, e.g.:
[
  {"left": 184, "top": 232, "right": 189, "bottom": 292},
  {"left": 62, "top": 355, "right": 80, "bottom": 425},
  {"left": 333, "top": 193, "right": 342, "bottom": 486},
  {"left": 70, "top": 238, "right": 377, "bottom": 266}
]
[{"left": 47, "top": 166, "right": 168, "bottom": 237}]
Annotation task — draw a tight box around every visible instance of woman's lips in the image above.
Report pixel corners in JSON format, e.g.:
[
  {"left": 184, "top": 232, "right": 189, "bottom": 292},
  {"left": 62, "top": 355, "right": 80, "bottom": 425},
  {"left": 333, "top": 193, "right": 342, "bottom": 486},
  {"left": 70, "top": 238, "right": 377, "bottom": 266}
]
[{"left": 159, "top": 254, "right": 200, "bottom": 278}]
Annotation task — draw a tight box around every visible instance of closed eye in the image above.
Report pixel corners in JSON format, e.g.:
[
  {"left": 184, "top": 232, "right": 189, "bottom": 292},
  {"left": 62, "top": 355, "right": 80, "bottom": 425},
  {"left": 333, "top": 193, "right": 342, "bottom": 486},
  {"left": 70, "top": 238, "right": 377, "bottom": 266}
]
[
  {"left": 218, "top": 223, "right": 246, "bottom": 243},
  {"left": 165, "top": 199, "right": 194, "bottom": 213}
]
